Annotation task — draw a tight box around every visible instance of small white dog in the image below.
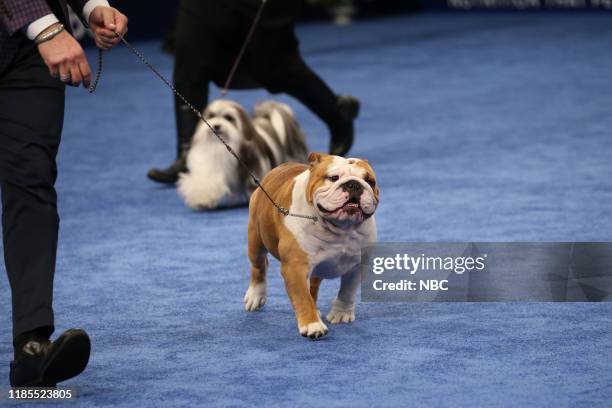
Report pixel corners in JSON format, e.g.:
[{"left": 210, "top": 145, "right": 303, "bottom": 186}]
[{"left": 177, "top": 99, "right": 309, "bottom": 209}]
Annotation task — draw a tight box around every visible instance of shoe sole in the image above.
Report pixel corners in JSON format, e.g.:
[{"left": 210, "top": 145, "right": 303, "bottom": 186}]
[{"left": 42, "top": 329, "right": 91, "bottom": 386}]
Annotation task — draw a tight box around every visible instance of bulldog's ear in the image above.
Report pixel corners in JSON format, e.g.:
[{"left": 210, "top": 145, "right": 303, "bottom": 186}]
[{"left": 308, "top": 152, "right": 325, "bottom": 166}]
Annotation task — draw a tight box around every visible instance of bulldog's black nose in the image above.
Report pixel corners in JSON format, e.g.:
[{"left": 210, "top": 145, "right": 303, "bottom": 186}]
[
  {"left": 213, "top": 124, "right": 222, "bottom": 132},
  {"left": 343, "top": 180, "right": 363, "bottom": 194}
]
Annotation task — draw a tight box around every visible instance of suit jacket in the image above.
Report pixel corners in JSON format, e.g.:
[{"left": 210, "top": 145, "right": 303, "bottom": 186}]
[{"left": 0, "top": 0, "right": 87, "bottom": 74}]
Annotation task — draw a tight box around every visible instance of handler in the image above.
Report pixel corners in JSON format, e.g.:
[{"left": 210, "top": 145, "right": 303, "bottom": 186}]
[
  {"left": 148, "top": 0, "right": 360, "bottom": 184},
  {"left": 0, "top": 0, "right": 127, "bottom": 387}
]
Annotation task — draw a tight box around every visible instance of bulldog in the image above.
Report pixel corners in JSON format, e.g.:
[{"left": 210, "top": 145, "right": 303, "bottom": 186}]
[{"left": 244, "top": 152, "right": 379, "bottom": 339}]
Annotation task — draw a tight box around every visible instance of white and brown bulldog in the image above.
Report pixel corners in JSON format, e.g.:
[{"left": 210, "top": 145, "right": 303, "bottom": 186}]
[{"left": 244, "top": 152, "right": 379, "bottom": 339}]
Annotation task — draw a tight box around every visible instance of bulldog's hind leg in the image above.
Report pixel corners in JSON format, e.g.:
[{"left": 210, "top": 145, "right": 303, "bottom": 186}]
[
  {"left": 244, "top": 223, "right": 268, "bottom": 311},
  {"left": 327, "top": 267, "right": 360, "bottom": 324},
  {"left": 282, "top": 261, "right": 328, "bottom": 339}
]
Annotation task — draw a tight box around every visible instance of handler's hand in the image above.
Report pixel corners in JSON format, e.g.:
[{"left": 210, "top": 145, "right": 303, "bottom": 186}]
[
  {"left": 37, "top": 28, "right": 91, "bottom": 88},
  {"left": 89, "top": 6, "right": 128, "bottom": 50}
]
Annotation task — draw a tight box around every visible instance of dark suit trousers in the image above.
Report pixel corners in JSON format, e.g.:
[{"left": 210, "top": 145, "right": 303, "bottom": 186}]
[{"left": 0, "top": 39, "right": 64, "bottom": 339}]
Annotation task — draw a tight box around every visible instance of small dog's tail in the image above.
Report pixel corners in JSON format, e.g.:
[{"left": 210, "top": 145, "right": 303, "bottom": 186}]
[{"left": 252, "top": 101, "right": 309, "bottom": 163}]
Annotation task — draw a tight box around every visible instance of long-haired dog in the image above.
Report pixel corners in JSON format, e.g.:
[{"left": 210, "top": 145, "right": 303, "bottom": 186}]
[{"left": 177, "top": 100, "right": 309, "bottom": 209}]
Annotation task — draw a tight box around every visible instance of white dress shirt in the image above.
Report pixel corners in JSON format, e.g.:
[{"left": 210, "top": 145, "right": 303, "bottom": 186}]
[{"left": 26, "top": 0, "right": 110, "bottom": 40}]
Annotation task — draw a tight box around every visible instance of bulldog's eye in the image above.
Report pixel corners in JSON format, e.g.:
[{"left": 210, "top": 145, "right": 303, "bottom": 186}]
[
  {"left": 366, "top": 177, "right": 376, "bottom": 188},
  {"left": 328, "top": 175, "right": 339, "bottom": 182},
  {"left": 224, "top": 114, "right": 235, "bottom": 123}
]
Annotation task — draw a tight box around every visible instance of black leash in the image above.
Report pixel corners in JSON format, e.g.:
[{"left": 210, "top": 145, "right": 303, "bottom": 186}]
[
  {"left": 221, "top": 0, "right": 267, "bottom": 97},
  {"left": 86, "top": 7, "right": 318, "bottom": 222}
]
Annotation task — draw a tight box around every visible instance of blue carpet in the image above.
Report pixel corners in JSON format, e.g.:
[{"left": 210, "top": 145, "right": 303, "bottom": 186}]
[{"left": 1, "top": 12, "right": 611, "bottom": 407}]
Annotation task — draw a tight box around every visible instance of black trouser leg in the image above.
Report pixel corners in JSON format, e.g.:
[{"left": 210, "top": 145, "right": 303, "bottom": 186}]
[
  {"left": 148, "top": 3, "right": 213, "bottom": 183},
  {"left": 172, "top": 92, "right": 207, "bottom": 158},
  {"left": 172, "top": 3, "right": 212, "bottom": 158},
  {"left": 248, "top": 28, "right": 351, "bottom": 152},
  {"left": 247, "top": 25, "right": 342, "bottom": 134},
  {"left": 0, "top": 42, "right": 64, "bottom": 340},
  {"left": 280, "top": 61, "right": 355, "bottom": 154},
  {"left": 283, "top": 67, "right": 343, "bottom": 134}
]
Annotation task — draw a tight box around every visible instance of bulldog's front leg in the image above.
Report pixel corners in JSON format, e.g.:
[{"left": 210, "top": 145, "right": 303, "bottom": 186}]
[
  {"left": 280, "top": 259, "right": 328, "bottom": 339},
  {"left": 327, "top": 266, "right": 360, "bottom": 324}
]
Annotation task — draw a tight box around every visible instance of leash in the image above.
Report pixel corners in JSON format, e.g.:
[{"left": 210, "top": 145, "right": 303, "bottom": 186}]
[
  {"left": 86, "top": 10, "right": 318, "bottom": 222},
  {"left": 221, "top": 0, "right": 267, "bottom": 97}
]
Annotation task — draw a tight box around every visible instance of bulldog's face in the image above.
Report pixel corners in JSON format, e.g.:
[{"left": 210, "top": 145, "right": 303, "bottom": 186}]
[
  {"left": 199, "top": 99, "right": 256, "bottom": 145},
  {"left": 306, "top": 153, "right": 379, "bottom": 229}
]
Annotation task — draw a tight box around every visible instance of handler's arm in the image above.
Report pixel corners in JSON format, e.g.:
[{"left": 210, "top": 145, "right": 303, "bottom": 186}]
[
  {"left": 0, "top": 0, "right": 55, "bottom": 36},
  {"left": 0, "top": 0, "right": 89, "bottom": 87}
]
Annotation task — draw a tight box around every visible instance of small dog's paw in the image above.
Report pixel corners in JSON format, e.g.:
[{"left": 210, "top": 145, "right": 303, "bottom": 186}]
[
  {"left": 299, "top": 321, "right": 329, "bottom": 340},
  {"left": 326, "top": 299, "right": 355, "bottom": 324},
  {"left": 178, "top": 176, "right": 228, "bottom": 210},
  {"left": 243, "top": 283, "right": 266, "bottom": 311}
]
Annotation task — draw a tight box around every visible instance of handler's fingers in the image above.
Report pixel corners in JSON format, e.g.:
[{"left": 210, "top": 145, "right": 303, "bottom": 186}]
[
  {"left": 58, "top": 64, "right": 70, "bottom": 84},
  {"left": 94, "top": 30, "right": 121, "bottom": 49},
  {"left": 103, "top": 36, "right": 121, "bottom": 46},
  {"left": 114, "top": 14, "right": 128, "bottom": 36},
  {"left": 69, "top": 62, "right": 82, "bottom": 87},
  {"left": 95, "top": 28, "right": 117, "bottom": 38},
  {"left": 49, "top": 64, "right": 59, "bottom": 78},
  {"left": 96, "top": 34, "right": 115, "bottom": 46},
  {"left": 78, "top": 58, "right": 92, "bottom": 88},
  {"left": 102, "top": 7, "right": 116, "bottom": 30},
  {"left": 95, "top": 38, "right": 112, "bottom": 51}
]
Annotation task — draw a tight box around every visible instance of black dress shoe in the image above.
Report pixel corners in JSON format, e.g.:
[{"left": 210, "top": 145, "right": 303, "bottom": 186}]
[
  {"left": 329, "top": 95, "right": 361, "bottom": 156},
  {"left": 10, "top": 329, "right": 91, "bottom": 387},
  {"left": 147, "top": 157, "right": 187, "bottom": 184}
]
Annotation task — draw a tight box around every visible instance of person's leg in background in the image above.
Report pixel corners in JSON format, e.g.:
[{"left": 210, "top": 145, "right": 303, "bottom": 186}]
[
  {"left": 249, "top": 0, "right": 360, "bottom": 156},
  {"left": 280, "top": 55, "right": 359, "bottom": 156},
  {"left": 0, "top": 42, "right": 90, "bottom": 387},
  {"left": 147, "top": 1, "right": 214, "bottom": 184}
]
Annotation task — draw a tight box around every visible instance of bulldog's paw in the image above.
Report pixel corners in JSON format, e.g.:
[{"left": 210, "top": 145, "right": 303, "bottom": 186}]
[
  {"left": 326, "top": 299, "right": 355, "bottom": 324},
  {"left": 243, "top": 283, "right": 266, "bottom": 311},
  {"left": 299, "top": 321, "right": 329, "bottom": 340}
]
